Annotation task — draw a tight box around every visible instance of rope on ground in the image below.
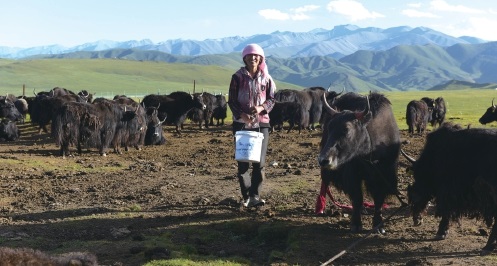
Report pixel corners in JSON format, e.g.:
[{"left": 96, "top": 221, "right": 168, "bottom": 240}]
[
  {"left": 319, "top": 203, "right": 409, "bottom": 266},
  {"left": 326, "top": 186, "right": 389, "bottom": 211}
]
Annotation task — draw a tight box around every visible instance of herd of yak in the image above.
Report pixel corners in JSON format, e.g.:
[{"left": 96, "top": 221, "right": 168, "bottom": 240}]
[
  {"left": 2, "top": 86, "right": 497, "bottom": 257},
  {"left": 0, "top": 87, "right": 229, "bottom": 157}
]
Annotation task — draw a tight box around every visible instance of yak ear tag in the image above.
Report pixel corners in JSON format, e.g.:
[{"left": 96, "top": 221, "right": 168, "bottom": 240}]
[
  {"left": 354, "top": 111, "right": 372, "bottom": 123},
  {"left": 354, "top": 112, "right": 364, "bottom": 120}
]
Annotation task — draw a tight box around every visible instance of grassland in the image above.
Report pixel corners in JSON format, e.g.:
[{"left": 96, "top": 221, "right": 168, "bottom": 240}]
[
  {"left": 385, "top": 89, "right": 497, "bottom": 130},
  {"left": 0, "top": 58, "right": 301, "bottom": 97},
  {"left": 2, "top": 58, "right": 496, "bottom": 130},
  {"left": 224, "top": 89, "right": 497, "bottom": 130}
]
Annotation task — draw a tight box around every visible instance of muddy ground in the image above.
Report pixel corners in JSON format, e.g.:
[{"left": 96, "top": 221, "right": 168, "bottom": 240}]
[{"left": 0, "top": 121, "right": 496, "bottom": 266}]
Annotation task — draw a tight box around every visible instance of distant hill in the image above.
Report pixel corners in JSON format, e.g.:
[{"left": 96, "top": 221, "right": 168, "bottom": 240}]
[
  {"left": 1, "top": 24, "right": 495, "bottom": 92},
  {"left": 2, "top": 42, "right": 497, "bottom": 91},
  {"left": 428, "top": 80, "right": 497, "bottom": 91},
  {"left": 11, "top": 40, "right": 497, "bottom": 92},
  {"left": 10, "top": 40, "right": 492, "bottom": 92}
]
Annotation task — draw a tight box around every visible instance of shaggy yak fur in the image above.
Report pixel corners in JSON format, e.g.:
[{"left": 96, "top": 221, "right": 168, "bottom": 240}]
[{"left": 403, "top": 122, "right": 497, "bottom": 255}]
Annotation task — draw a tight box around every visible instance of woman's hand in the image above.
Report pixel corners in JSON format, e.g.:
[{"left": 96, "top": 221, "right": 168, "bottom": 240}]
[
  {"left": 241, "top": 113, "right": 256, "bottom": 124},
  {"left": 250, "top": 105, "right": 264, "bottom": 115}
]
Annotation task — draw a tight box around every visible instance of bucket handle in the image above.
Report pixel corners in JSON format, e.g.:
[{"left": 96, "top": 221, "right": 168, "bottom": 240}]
[
  {"left": 242, "top": 114, "right": 261, "bottom": 132},
  {"left": 241, "top": 124, "right": 261, "bottom": 133}
]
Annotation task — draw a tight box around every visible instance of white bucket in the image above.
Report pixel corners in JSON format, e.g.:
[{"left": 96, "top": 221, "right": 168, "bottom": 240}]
[{"left": 235, "top": 131, "right": 264, "bottom": 163}]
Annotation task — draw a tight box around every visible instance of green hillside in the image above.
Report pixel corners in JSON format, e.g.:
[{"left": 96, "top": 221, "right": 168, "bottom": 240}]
[
  {"left": 0, "top": 58, "right": 302, "bottom": 97},
  {"left": 26, "top": 41, "right": 497, "bottom": 92}
]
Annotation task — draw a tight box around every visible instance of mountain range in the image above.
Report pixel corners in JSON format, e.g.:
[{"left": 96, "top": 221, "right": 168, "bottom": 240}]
[
  {"left": 0, "top": 24, "right": 486, "bottom": 59},
  {"left": 2, "top": 24, "right": 496, "bottom": 91}
]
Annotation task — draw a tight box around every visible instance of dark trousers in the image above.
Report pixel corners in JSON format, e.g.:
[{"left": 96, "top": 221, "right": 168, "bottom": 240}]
[{"left": 233, "top": 123, "right": 269, "bottom": 200}]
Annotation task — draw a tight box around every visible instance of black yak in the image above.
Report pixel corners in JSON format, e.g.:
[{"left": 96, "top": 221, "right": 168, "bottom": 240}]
[
  {"left": 403, "top": 122, "right": 497, "bottom": 255},
  {"left": 317, "top": 91, "right": 400, "bottom": 233}
]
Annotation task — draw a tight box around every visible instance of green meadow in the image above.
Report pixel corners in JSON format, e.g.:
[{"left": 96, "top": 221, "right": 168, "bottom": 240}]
[
  {"left": 385, "top": 89, "right": 497, "bottom": 130},
  {"left": 1, "top": 58, "right": 496, "bottom": 130},
  {"left": 222, "top": 89, "right": 497, "bottom": 131},
  {"left": 0, "top": 58, "right": 301, "bottom": 97}
]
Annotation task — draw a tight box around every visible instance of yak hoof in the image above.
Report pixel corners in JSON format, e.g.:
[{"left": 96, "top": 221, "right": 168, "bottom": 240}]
[
  {"left": 375, "top": 227, "right": 386, "bottom": 235},
  {"left": 481, "top": 249, "right": 492, "bottom": 256},
  {"left": 481, "top": 244, "right": 496, "bottom": 255},
  {"left": 350, "top": 224, "right": 363, "bottom": 233},
  {"left": 434, "top": 234, "right": 447, "bottom": 240}
]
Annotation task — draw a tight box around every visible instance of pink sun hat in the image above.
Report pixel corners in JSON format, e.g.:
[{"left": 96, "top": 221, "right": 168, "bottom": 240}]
[{"left": 242, "top": 43, "right": 268, "bottom": 76}]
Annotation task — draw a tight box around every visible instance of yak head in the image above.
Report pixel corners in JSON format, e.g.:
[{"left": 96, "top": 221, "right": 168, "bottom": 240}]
[
  {"left": 407, "top": 183, "right": 430, "bottom": 226},
  {"left": 479, "top": 98, "right": 497, "bottom": 125},
  {"left": 192, "top": 92, "right": 206, "bottom": 110},
  {"left": 0, "top": 97, "right": 23, "bottom": 122},
  {"left": 0, "top": 119, "right": 20, "bottom": 141},
  {"left": 145, "top": 106, "right": 166, "bottom": 145},
  {"left": 78, "top": 90, "right": 93, "bottom": 103},
  {"left": 318, "top": 93, "right": 372, "bottom": 170},
  {"left": 401, "top": 149, "right": 433, "bottom": 226}
]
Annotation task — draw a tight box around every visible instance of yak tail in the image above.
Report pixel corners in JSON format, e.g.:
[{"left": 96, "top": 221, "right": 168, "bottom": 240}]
[
  {"left": 51, "top": 111, "right": 61, "bottom": 143},
  {"left": 51, "top": 108, "right": 68, "bottom": 147},
  {"left": 51, "top": 106, "right": 79, "bottom": 148}
]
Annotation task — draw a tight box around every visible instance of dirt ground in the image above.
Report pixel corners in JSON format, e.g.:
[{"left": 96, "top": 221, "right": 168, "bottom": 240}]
[{"left": 0, "top": 120, "right": 496, "bottom": 266}]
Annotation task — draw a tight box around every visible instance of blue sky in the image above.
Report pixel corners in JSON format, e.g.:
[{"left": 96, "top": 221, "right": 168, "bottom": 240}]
[{"left": 1, "top": 0, "right": 496, "bottom": 48}]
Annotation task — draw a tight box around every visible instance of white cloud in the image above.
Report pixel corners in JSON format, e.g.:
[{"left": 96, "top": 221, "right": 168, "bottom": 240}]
[
  {"left": 258, "top": 9, "right": 290, "bottom": 20},
  {"left": 460, "top": 17, "right": 497, "bottom": 40},
  {"left": 326, "top": 0, "right": 384, "bottom": 21},
  {"left": 407, "top": 3, "right": 422, "bottom": 8},
  {"left": 291, "top": 5, "right": 320, "bottom": 13},
  {"left": 429, "top": 16, "right": 497, "bottom": 41},
  {"left": 290, "top": 13, "right": 311, "bottom": 21},
  {"left": 259, "top": 5, "right": 319, "bottom": 21},
  {"left": 429, "top": 0, "right": 485, "bottom": 14},
  {"left": 402, "top": 9, "right": 439, "bottom": 18}
]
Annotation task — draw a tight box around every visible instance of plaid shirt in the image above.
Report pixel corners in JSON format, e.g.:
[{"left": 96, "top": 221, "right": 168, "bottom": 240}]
[{"left": 228, "top": 67, "right": 276, "bottom": 125}]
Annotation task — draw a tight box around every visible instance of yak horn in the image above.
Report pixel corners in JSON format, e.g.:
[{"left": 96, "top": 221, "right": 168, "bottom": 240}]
[
  {"left": 160, "top": 114, "right": 167, "bottom": 124},
  {"left": 326, "top": 85, "right": 345, "bottom": 96},
  {"left": 322, "top": 91, "right": 338, "bottom": 116},
  {"left": 400, "top": 149, "right": 416, "bottom": 164}
]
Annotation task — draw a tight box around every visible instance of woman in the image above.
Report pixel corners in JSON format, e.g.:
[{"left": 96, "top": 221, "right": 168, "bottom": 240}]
[{"left": 228, "top": 43, "right": 276, "bottom": 208}]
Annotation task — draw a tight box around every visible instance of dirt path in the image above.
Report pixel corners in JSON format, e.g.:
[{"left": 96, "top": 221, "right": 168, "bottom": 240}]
[{"left": 0, "top": 122, "right": 495, "bottom": 265}]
